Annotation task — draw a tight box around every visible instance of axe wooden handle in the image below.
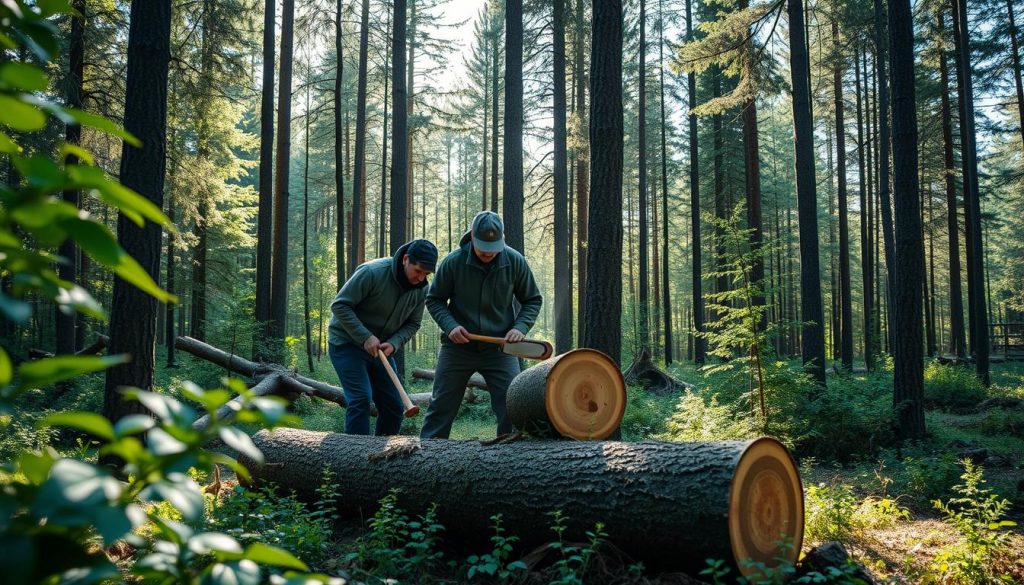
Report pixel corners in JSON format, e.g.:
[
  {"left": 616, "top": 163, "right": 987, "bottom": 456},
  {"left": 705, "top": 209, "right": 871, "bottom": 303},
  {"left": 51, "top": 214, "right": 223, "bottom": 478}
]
[
  {"left": 465, "top": 333, "right": 509, "bottom": 345},
  {"left": 377, "top": 352, "right": 420, "bottom": 417}
]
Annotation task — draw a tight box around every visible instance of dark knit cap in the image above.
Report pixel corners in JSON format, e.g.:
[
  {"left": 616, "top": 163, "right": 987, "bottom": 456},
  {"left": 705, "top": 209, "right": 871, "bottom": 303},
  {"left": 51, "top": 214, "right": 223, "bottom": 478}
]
[{"left": 406, "top": 239, "right": 438, "bottom": 271}]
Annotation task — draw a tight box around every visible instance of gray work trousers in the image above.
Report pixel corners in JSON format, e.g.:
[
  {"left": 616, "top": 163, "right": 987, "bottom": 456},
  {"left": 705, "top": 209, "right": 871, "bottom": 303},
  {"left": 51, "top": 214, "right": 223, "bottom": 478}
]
[{"left": 419, "top": 343, "right": 520, "bottom": 439}]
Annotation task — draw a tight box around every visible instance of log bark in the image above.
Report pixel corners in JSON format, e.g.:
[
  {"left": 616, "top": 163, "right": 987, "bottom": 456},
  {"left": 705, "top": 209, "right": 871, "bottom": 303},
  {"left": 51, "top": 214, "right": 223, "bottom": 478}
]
[
  {"left": 506, "top": 349, "right": 625, "bottom": 439},
  {"left": 242, "top": 430, "right": 803, "bottom": 577}
]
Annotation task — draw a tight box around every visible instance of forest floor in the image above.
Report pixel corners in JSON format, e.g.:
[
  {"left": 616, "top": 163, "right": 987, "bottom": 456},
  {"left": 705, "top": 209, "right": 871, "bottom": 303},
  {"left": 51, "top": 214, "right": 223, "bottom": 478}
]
[{"left": 6, "top": 348, "right": 1024, "bottom": 583}]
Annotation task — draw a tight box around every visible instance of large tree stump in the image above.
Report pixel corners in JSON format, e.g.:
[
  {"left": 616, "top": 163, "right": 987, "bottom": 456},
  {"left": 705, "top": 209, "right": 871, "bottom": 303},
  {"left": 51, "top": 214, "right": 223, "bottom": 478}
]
[
  {"left": 506, "top": 349, "right": 626, "bottom": 440},
  {"left": 623, "top": 347, "right": 690, "bottom": 395},
  {"left": 241, "top": 429, "right": 803, "bottom": 576}
]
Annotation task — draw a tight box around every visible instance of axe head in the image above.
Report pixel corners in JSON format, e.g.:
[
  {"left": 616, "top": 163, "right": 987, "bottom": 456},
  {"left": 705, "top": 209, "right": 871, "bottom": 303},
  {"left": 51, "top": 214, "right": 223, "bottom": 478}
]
[{"left": 501, "top": 339, "right": 553, "bottom": 360}]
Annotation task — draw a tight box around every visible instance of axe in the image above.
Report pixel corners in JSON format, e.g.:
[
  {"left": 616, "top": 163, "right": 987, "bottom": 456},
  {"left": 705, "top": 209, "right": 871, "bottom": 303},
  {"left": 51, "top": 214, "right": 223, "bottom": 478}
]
[
  {"left": 465, "top": 333, "right": 553, "bottom": 360},
  {"left": 377, "top": 352, "right": 420, "bottom": 417}
]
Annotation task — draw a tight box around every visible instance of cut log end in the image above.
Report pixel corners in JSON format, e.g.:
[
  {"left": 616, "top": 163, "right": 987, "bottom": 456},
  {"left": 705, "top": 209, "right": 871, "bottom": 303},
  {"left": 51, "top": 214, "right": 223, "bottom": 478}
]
[
  {"left": 545, "top": 349, "right": 626, "bottom": 440},
  {"left": 728, "top": 437, "right": 804, "bottom": 577}
]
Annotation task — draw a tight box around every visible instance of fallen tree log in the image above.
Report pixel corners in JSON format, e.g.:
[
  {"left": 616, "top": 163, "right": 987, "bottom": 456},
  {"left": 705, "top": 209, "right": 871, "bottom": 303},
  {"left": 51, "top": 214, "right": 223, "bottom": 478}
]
[
  {"left": 507, "top": 349, "right": 626, "bottom": 440},
  {"left": 29, "top": 335, "right": 110, "bottom": 360},
  {"left": 241, "top": 429, "right": 803, "bottom": 577},
  {"left": 175, "top": 336, "right": 361, "bottom": 430},
  {"left": 412, "top": 368, "right": 489, "bottom": 391}
]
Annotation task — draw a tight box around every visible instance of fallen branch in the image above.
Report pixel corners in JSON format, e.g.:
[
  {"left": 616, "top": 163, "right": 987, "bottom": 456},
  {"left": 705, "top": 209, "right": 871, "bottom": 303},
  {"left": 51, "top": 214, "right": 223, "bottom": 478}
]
[{"left": 29, "top": 335, "right": 110, "bottom": 360}]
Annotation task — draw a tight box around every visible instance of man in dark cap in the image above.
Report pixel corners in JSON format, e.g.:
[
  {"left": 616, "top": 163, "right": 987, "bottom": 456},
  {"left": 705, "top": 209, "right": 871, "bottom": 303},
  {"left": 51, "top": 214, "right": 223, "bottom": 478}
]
[
  {"left": 328, "top": 239, "right": 438, "bottom": 435},
  {"left": 420, "top": 211, "right": 542, "bottom": 439}
]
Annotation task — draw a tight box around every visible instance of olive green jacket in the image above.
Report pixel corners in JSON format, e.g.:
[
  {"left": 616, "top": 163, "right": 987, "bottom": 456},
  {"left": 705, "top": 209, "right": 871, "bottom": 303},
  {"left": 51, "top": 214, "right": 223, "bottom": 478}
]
[
  {"left": 426, "top": 232, "right": 542, "bottom": 343},
  {"left": 328, "top": 241, "right": 427, "bottom": 350}
]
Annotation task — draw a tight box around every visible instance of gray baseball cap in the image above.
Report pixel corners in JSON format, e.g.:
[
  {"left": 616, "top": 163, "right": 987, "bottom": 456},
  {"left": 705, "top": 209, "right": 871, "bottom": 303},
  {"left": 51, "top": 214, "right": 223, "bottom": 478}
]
[{"left": 471, "top": 211, "right": 505, "bottom": 253}]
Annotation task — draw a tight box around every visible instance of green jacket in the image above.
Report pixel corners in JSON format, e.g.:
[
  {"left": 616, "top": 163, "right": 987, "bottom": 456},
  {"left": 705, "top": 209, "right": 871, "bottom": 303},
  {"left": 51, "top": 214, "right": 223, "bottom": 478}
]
[
  {"left": 426, "top": 232, "right": 542, "bottom": 343},
  {"left": 328, "top": 241, "right": 427, "bottom": 350}
]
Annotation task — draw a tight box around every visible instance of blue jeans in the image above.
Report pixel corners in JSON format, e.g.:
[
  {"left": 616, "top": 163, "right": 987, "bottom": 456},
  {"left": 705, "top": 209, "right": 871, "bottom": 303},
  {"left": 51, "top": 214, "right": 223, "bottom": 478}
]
[{"left": 328, "top": 342, "right": 404, "bottom": 435}]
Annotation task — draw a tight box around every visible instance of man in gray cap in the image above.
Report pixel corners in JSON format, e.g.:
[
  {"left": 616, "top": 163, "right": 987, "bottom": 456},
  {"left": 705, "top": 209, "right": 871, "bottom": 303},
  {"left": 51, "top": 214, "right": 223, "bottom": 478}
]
[
  {"left": 420, "top": 211, "right": 543, "bottom": 439},
  {"left": 328, "top": 239, "right": 437, "bottom": 435}
]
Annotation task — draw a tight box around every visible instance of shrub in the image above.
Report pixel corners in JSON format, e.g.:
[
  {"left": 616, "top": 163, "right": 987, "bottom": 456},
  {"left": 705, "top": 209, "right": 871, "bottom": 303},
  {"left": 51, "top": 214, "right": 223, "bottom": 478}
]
[
  {"left": 344, "top": 489, "right": 447, "bottom": 581},
  {"left": 618, "top": 385, "right": 670, "bottom": 440},
  {"left": 208, "top": 481, "right": 336, "bottom": 570},
  {"left": 928, "top": 460, "right": 1016, "bottom": 584},
  {"left": 794, "top": 376, "right": 897, "bottom": 462},
  {"left": 924, "top": 363, "right": 987, "bottom": 412},
  {"left": 895, "top": 453, "right": 963, "bottom": 507},
  {"left": 658, "top": 391, "right": 754, "bottom": 442}
]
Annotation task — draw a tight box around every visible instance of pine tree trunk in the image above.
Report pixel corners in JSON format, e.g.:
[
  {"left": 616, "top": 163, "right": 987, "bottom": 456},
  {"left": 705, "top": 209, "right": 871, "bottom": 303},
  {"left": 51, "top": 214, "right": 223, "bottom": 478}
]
[
  {"left": 491, "top": 12, "right": 500, "bottom": 213},
  {"left": 833, "top": 20, "right": 853, "bottom": 371},
  {"left": 740, "top": 0, "right": 764, "bottom": 337},
  {"left": 687, "top": 0, "right": 704, "bottom": 364},
  {"left": 1008, "top": 0, "right": 1024, "bottom": 151},
  {"left": 378, "top": 15, "right": 390, "bottom": 259},
  {"left": 255, "top": 0, "right": 275, "bottom": 349},
  {"left": 952, "top": 0, "right": 990, "bottom": 385},
  {"left": 874, "top": 0, "right": 897, "bottom": 356},
  {"left": 788, "top": 0, "right": 826, "bottom": 385},
  {"left": 103, "top": 0, "right": 172, "bottom": 423},
  {"left": 938, "top": 9, "right": 966, "bottom": 358},
  {"left": 553, "top": 0, "right": 571, "bottom": 354},
  {"left": 270, "top": 0, "right": 295, "bottom": 346},
  {"left": 56, "top": 0, "right": 85, "bottom": 355},
  {"left": 335, "top": 0, "right": 347, "bottom": 283},
  {"left": 391, "top": 0, "right": 409, "bottom": 374},
  {"left": 303, "top": 88, "right": 315, "bottom": 374},
  {"left": 503, "top": 0, "right": 524, "bottom": 254},
  {"left": 637, "top": 0, "right": 650, "bottom": 352},
  {"left": 659, "top": 0, "right": 672, "bottom": 364},
  {"left": 584, "top": 0, "right": 624, "bottom": 365},
  {"left": 575, "top": 0, "right": 589, "bottom": 345},
  {"left": 482, "top": 10, "right": 489, "bottom": 211},
  {"left": 244, "top": 430, "right": 803, "bottom": 577},
  {"left": 166, "top": 193, "right": 176, "bottom": 368},
  {"left": 855, "top": 44, "right": 874, "bottom": 369},
  {"left": 350, "top": 0, "right": 370, "bottom": 276},
  {"left": 406, "top": 0, "right": 416, "bottom": 241},
  {"left": 889, "top": 0, "right": 926, "bottom": 438}
]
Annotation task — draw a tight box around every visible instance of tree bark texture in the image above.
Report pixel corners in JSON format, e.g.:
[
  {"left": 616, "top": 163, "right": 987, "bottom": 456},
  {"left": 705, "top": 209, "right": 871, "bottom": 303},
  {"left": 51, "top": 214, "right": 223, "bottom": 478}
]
[
  {"left": 787, "top": 0, "right": 826, "bottom": 385},
  {"left": 242, "top": 430, "right": 803, "bottom": 577},
  {"left": 270, "top": 0, "right": 295, "bottom": 344},
  {"left": 889, "top": 0, "right": 926, "bottom": 438},
  {"left": 255, "top": 0, "right": 275, "bottom": 347},
  {"left": 953, "top": 0, "right": 990, "bottom": 385},
  {"left": 553, "top": 0, "right": 571, "bottom": 355},
  {"left": 584, "top": 0, "right": 624, "bottom": 365},
  {"left": 938, "top": 9, "right": 966, "bottom": 359},
  {"left": 349, "top": 0, "right": 371, "bottom": 277},
  {"left": 873, "top": 0, "right": 897, "bottom": 355},
  {"left": 637, "top": 0, "right": 650, "bottom": 352},
  {"left": 1008, "top": 0, "right": 1024, "bottom": 151},
  {"left": 103, "top": 0, "right": 172, "bottom": 423},
  {"left": 687, "top": 0, "right": 705, "bottom": 365},
  {"left": 503, "top": 0, "right": 524, "bottom": 255},
  {"left": 659, "top": 0, "right": 672, "bottom": 365},
  {"left": 56, "top": 0, "right": 85, "bottom": 356},
  {"left": 335, "top": 0, "right": 347, "bottom": 281},
  {"left": 575, "top": 0, "right": 588, "bottom": 345},
  {"left": 833, "top": 20, "right": 853, "bottom": 371}
]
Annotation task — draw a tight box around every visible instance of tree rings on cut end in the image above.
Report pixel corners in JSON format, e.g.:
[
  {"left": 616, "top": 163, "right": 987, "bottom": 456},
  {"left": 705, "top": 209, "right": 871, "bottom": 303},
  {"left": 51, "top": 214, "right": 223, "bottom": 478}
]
[
  {"left": 507, "top": 348, "right": 626, "bottom": 440},
  {"left": 728, "top": 437, "right": 804, "bottom": 578}
]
